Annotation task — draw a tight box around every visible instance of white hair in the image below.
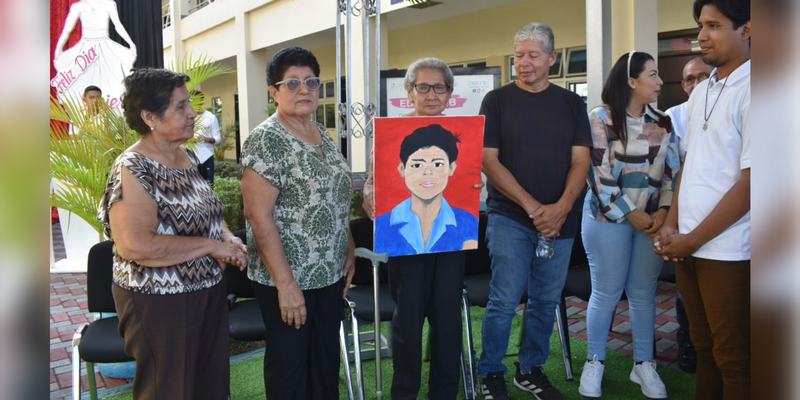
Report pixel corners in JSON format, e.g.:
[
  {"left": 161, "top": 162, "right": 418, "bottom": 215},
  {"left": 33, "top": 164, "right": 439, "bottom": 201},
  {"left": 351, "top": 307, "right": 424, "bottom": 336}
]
[{"left": 514, "top": 22, "right": 555, "bottom": 55}]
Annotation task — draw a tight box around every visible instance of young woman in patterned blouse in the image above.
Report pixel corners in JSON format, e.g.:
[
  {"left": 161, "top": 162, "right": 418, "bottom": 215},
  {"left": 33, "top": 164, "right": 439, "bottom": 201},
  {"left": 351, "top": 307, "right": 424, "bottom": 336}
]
[
  {"left": 99, "top": 68, "right": 249, "bottom": 399},
  {"left": 579, "top": 51, "right": 679, "bottom": 400},
  {"left": 240, "top": 47, "right": 355, "bottom": 399}
]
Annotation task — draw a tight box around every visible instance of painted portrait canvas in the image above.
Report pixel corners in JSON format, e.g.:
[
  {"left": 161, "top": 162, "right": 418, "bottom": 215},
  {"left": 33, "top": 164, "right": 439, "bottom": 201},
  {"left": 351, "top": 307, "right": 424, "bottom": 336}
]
[{"left": 373, "top": 116, "right": 485, "bottom": 257}]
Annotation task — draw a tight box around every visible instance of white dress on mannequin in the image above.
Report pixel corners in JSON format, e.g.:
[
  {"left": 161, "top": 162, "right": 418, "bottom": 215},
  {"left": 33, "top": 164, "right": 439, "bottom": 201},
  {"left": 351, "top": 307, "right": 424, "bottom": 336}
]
[{"left": 51, "top": 0, "right": 136, "bottom": 110}]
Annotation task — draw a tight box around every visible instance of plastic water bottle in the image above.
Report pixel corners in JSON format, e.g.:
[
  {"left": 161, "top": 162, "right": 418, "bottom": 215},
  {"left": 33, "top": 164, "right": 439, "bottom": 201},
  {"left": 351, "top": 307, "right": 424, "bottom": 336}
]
[{"left": 536, "top": 234, "right": 554, "bottom": 259}]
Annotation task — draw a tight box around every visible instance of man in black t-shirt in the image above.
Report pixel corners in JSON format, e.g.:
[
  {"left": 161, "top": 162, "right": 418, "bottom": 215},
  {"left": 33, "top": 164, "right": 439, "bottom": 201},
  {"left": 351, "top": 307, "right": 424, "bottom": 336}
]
[{"left": 477, "top": 22, "right": 592, "bottom": 400}]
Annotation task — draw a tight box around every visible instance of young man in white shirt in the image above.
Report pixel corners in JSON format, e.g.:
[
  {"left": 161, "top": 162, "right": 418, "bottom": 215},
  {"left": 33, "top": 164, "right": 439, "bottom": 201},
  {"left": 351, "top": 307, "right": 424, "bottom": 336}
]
[
  {"left": 191, "top": 91, "right": 222, "bottom": 185},
  {"left": 654, "top": 0, "right": 750, "bottom": 399}
]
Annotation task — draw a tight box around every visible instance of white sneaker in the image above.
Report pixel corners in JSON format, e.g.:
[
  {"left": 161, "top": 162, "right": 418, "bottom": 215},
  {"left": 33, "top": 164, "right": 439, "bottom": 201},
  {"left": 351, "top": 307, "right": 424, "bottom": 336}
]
[
  {"left": 630, "top": 361, "right": 668, "bottom": 399},
  {"left": 578, "top": 355, "right": 604, "bottom": 398}
]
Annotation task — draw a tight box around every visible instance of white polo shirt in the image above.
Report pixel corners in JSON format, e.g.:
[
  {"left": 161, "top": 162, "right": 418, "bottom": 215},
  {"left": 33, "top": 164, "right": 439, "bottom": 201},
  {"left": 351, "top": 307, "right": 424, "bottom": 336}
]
[
  {"left": 665, "top": 101, "right": 689, "bottom": 161},
  {"left": 679, "top": 60, "right": 750, "bottom": 261}
]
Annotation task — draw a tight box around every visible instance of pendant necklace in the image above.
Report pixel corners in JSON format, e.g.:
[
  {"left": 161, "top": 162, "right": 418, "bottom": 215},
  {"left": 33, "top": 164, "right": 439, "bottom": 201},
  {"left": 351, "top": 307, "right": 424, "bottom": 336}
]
[{"left": 703, "top": 74, "right": 730, "bottom": 131}]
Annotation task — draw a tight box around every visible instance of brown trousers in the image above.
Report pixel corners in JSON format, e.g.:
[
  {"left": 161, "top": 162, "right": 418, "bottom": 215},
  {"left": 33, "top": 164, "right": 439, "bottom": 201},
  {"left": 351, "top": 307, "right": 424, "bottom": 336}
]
[
  {"left": 112, "top": 282, "right": 230, "bottom": 400},
  {"left": 676, "top": 257, "right": 750, "bottom": 400}
]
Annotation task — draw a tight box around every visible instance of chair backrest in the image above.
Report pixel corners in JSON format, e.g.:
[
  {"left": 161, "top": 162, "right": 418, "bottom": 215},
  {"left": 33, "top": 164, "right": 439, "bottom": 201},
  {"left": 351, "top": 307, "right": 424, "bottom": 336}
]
[
  {"left": 86, "top": 240, "right": 117, "bottom": 313},
  {"left": 464, "top": 212, "right": 491, "bottom": 276},
  {"left": 349, "top": 218, "right": 390, "bottom": 286},
  {"left": 227, "top": 229, "right": 256, "bottom": 298}
]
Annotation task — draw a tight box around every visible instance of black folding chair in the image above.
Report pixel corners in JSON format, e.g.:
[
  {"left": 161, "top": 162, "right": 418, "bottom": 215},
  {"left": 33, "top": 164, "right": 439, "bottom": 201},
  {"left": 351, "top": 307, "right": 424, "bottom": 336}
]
[{"left": 71, "top": 241, "right": 134, "bottom": 400}]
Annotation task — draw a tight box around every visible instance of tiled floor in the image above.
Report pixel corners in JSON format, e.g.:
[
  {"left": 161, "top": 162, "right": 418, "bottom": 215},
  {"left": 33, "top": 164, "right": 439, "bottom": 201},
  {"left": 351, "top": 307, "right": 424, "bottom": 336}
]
[{"left": 49, "top": 221, "right": 684, "bottom": 399}]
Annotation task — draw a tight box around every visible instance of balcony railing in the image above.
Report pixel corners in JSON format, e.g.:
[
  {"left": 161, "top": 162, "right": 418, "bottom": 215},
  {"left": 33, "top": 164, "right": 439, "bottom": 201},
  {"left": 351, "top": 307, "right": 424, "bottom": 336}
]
[
  {"left": 162, "top": 3, "right": 171, "bottom": 28},
  {"left": 188, "top": 0, "right": 217, "bottom": 15}
]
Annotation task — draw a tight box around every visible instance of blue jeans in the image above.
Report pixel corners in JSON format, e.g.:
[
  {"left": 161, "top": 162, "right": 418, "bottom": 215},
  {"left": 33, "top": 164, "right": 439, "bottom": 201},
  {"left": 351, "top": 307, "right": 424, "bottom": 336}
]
[
  {"left": 202, "top": 156, "right": 215, "bottom": 185},
  {"left": 478, "top": 213, "right": 574, "bottom": 376},
  {"left": 581, "top": 195, "right": 663, "bottom": 362}
]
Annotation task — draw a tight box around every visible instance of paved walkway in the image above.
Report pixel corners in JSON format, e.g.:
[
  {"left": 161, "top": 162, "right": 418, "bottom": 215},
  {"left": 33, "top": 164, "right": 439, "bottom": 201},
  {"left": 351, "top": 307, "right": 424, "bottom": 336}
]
[{"left": 49, "top": 221, "right": 684, "bottom": 399}]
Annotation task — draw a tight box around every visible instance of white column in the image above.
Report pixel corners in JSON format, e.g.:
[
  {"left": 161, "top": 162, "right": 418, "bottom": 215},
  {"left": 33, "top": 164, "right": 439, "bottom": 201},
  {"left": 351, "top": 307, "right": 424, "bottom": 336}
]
[
  {"left": 167, "top": 0, "right": 183, "bottom": 65},
  {"left": 588, "top": 0, "right": 658, "bottom": 109},
  {"left": 586, "top": 0, "right": 612, "bottom": 110},
  {"left": 633, "top": 0, "right": 659, "bottom": 69},
  {"left": 235, "top": 12, "right": 269, "bottom": 145}
]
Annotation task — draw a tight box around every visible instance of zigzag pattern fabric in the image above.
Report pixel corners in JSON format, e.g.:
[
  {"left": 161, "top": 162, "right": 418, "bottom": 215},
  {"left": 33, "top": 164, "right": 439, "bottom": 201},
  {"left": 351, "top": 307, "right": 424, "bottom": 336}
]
[{"left": 98, "top": 149, "right": 224, "bottom": 295}]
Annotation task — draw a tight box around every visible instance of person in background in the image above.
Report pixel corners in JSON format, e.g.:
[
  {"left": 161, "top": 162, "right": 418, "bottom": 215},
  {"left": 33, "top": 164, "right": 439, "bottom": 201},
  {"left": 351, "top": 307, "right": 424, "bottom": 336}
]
[
  {"left": 191, "top": 90, "right": 222, "bottom": 185},
  {"left": 69, "top": 85, "right": 105, "bottom": 137},
  {"left": 654, "top": 0, "right": 751, "bottom": 399},
  {"left": 664, "top": 56, "right": 713, "bottom": 374},
  {"left": 478, "top": 22, "right": 592, "bottom": 400},
  {"left": 666, "top": 57, "right": 713, "bottom": 161},
  {"left": 579, "top": 51, "right": 678, "bottom": 399},
  {"left": 363, "top": 57, "right": 482, "bottom": 400},
  {"left": 83, "top": 85, "right": 103, "bottom": 116},
  {"left": 240, "top": 47, "right": 355, "bottom": 400},
  {"left": 99, "top": 68, "right": 249, "bottom": 399}
]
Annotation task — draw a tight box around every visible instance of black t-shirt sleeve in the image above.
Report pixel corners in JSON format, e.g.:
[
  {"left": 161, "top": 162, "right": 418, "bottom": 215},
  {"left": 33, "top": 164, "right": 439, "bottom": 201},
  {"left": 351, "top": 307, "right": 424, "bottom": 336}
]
[
  {"left": 573, "top": 98, "right": 593, "bottom": 148},
  {"left": 480, "top": 91, "right": 500, "bottom": 149}
]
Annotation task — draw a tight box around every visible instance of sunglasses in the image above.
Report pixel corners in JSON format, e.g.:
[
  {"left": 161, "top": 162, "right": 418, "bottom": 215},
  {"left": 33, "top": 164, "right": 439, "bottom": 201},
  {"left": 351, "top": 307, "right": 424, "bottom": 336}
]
[
  {"left": 274, "top": 77, "right": 322, "bottom": 92},
  {"left": 414, "top": 84, "right": 449, "bottom": 94}
]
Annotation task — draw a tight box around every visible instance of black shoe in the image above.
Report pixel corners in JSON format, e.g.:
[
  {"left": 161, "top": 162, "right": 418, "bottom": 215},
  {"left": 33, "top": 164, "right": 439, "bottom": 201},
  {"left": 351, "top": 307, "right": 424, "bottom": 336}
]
[
  {"left": 677, "top": 342, "right": 697, "bottom": 373},
  {"left": 513, "top": 362, "right": 564, "bottom": 400},
  {"left": 481, "top": 372, "right": 510, "bottom": 400}
]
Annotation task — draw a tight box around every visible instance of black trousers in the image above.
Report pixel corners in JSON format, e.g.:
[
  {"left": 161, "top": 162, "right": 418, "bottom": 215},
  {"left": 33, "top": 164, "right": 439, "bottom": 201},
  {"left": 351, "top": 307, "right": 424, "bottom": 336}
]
[
  {"left": 113, "top": 282, "right": 230, "bottom": 400},
  {"left": 253, "top": 278, "right": 344, "bottom": 400},
  {"left": 389, "top": 251, "right": 464, "bottom": 400}
]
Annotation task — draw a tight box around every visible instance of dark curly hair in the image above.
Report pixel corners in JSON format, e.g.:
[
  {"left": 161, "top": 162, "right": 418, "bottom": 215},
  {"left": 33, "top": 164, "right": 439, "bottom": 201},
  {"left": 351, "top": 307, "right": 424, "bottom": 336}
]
[
  {"left": 693, "top": 0, "right": 750, "bottom": 29},
  {"left": 122, "top": 68, "right": 190, "bottom": 135},
  {"left": 399, "top": 124, "right": 460, "bottom": 165},
  {"left": 266, "top": 47, "right": 320, "bottom": 87}
]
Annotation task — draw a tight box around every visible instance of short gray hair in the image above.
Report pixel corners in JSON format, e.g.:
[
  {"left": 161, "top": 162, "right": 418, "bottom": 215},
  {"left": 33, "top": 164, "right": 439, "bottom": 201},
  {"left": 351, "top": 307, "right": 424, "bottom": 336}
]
[
  {"left": 404, "top": 58, "right": 454, "bottom": 91},
  {"left": 514, "top": 22, "right": 555, "bottom": 55}
]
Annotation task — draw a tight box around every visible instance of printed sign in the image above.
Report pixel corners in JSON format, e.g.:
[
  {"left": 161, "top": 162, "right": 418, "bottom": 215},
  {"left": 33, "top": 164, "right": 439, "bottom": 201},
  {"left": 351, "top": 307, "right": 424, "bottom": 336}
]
[{"left": 385, "top": 75, "right": 494, "bottom": 117}]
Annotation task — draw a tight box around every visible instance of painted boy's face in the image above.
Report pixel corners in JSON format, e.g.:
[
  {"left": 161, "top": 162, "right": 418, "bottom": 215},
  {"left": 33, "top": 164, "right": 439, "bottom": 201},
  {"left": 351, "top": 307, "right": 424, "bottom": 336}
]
[{"left": 398, "top": 146, "right": 456, "bottom": 201}]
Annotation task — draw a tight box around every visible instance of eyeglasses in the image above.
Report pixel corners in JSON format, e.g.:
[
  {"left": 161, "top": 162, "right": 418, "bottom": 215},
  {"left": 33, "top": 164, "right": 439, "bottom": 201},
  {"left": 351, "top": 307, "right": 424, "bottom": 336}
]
[
  {"left": 414, "top": 84, "right": 449, "bottom": 94},
  {"left": 274, "top": 77, "right": 322, "bottom": 92},
  {"left": 683, "top": 74, "right": 710, "bottom": 86}
]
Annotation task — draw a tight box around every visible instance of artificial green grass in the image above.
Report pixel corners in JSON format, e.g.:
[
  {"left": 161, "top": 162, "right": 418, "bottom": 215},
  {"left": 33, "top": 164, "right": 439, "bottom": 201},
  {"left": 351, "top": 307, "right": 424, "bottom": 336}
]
[{"left": 104, "top": 307, "right": 694, "bottom": 399}]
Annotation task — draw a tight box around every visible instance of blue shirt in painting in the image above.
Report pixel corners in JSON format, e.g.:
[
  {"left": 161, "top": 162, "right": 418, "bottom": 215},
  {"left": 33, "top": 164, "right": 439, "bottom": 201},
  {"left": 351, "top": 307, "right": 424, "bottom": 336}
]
[{"left": 375, "top": 197, "right": 478, "bottom": 256}]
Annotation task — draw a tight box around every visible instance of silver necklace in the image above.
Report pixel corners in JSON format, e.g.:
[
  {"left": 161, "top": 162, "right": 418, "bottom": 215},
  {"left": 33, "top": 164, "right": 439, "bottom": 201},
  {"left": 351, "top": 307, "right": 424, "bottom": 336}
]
[
  {"left": 310, "top": 141, "right": 323, "bottom": 148},
  {"left": 703, "top": 74, "right": 730, "bottom": 131}
]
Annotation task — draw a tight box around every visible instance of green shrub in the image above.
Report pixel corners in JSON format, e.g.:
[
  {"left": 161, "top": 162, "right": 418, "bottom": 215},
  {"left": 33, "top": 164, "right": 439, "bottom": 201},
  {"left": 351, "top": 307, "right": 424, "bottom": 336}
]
[
  {"left": 215, "top": 161, "right": 243, "bottom": 180},
  {"left": 215, "top": 122, "right": 239, "bottom": 161},
  {"left": 350, "top": 190, "right": 368, "bottom": 220},
  {"left": 214, "top": 177, "right": 245, "bottom": 231}
]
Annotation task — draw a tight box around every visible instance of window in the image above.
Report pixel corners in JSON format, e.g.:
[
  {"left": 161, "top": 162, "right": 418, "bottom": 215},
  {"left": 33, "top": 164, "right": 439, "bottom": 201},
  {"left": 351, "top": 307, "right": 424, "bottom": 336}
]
[
  {"left": 212, "top": 97, "right": 222, "bottom": 114},
  {"left": 314, "top": 104, "right": 337, "bottom": 129},
  {"left": 549, "top": 51, "right": 563, "bottom": 77},
  {"left": 314, "top": 80, "right": 337, "bottom": 129},
  {"left": 318, "top": 80, "right": 336, "bottom": 99},
  {"left": 565, "top": 48, "right": 587, "bottom": 76},
  {"left": 448, "top": 60, "right": 487, "bottom": 69},
  {"left": 568, "top": 82, "right": 588, "bottom": 102}
]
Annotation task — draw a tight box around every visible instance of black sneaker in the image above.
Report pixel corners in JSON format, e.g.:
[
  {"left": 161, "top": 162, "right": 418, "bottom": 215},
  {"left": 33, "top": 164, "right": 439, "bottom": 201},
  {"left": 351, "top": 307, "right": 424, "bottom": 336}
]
[
  {"left": 513, "top": 362, "right": 564, "bottom": 400},
  {"left": 677, "top": 342, "right": 697, "bottom": 373},
  {"left": 481, "top": 372, "right": 510, "bottom": 400}
]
